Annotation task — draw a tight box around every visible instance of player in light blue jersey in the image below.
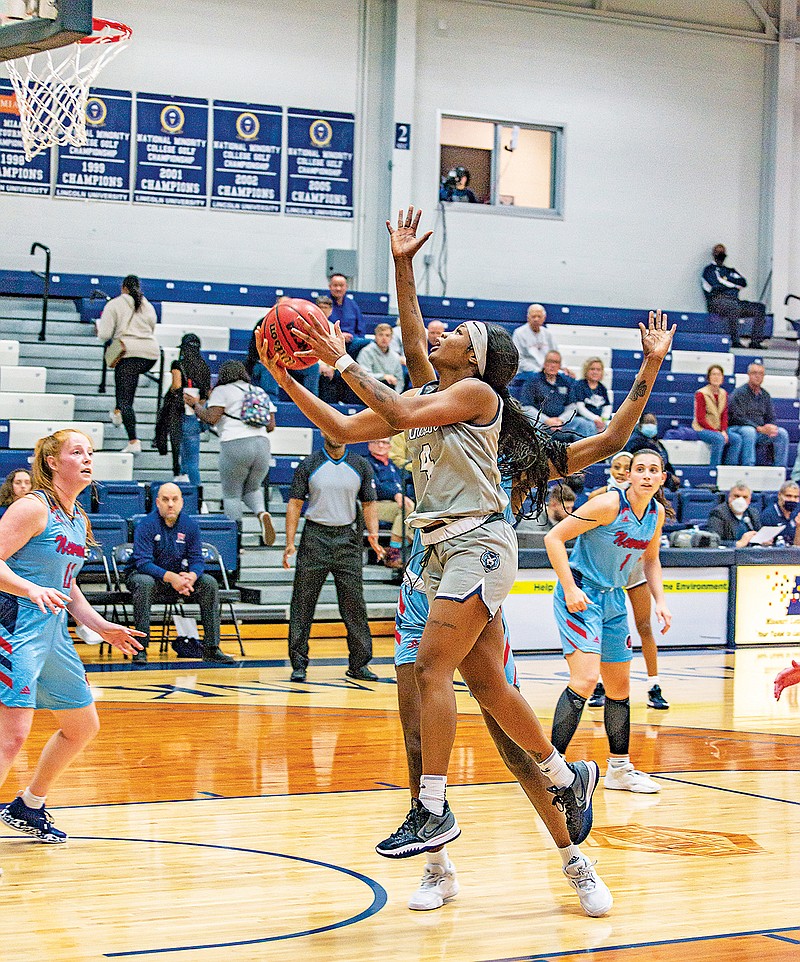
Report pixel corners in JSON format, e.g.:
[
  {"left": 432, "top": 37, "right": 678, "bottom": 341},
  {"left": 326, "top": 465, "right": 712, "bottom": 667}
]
[
  {"left": 0, "top": 431, "right": 143, "bottom": 851},
  {"left": 545, "top": 449, "right": 673, "bottom": 794}
]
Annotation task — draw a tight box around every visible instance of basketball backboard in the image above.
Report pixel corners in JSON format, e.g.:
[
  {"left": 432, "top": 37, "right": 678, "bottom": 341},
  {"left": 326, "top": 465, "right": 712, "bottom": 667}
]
[{"left": 0, "top": 0, "right": 92, "bottom": 63}]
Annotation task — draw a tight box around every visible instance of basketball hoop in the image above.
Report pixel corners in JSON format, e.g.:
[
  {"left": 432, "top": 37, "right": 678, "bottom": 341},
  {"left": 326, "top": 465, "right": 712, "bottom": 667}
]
[{"left": 6, "top": 17, "right": 131, "bottom": 160}]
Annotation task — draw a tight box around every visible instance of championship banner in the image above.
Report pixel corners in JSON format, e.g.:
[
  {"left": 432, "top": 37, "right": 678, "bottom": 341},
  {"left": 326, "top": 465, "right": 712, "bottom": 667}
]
[
  {"left": 285, "top": 107, "right": 354, "bottom": 219},
  {"left": 134, "top": 93, "right": 208, "bottom": 208},
  {"left": 0, "top": 79, "right": 50, "bottom": 196},
  {"left": 55, "top": 88, "right": 132, "bottom": 202},
  {"left": 211, "top": 100, "right": 281, "bottom": 213}
]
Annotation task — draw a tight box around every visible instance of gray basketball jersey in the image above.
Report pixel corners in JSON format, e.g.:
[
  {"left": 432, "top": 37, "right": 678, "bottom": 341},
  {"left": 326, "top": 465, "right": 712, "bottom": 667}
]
[{"left": 405, "top": 381, "right": 508, "bottom": 528}]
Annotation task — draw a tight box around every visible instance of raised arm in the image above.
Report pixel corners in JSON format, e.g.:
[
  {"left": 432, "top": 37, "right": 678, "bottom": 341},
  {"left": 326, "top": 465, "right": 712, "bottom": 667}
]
[
  {"left": 387, "top": 206, "right": 435, "bottom": 388},
  {"left": 550, "top": 310, "right": 675, "bottom": 479},
  {"left": 641, "top": 506, "right": 670, "bottom": 634}
]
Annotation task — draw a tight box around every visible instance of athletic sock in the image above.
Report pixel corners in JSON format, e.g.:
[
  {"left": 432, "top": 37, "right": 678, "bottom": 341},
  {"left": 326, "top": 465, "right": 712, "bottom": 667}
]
[
  {"left": 537, "top": 748, "right": 573, "bottom": 789},
  {"left": 604, "top": 695, "right": 631, "bottom": 755},
  {"left": 426, "top": 845, "right": 452, "bottom": 870},
  {"left": 389, "top": 539, "right": 402, "bottom": 548},
  {"left": 608, "top": 755, "right": 630, "bottom": 770},
  {"left": 648, "top": 675, "right": 660, "bottom": 688},
  {"left": 419, "top": 774, "right": 447, "bottom": 816},
  {"left": 558, "top": 843, "right": 582, "bottom": 868},
  {"left": 552, "top": 686, "right": 587, "bottom": 754},
  {"left": 21, "top": 787, "right": 46, "bottom": 810}
]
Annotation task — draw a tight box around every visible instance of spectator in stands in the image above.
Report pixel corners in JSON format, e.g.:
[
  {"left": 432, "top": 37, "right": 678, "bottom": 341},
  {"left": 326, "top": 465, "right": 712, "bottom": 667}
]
[
  {"left": 701, "top": 244, "right": 766, "bottom": 349},
  {"left": 365, "top": 437, "right": 414, "bottom": 569},
  {"left": 571, "top": 357, "right": 612, "bottom": 434},
  {"left": 625, "top": 413, "right": 680, "bottom": 491},
  {"left": 759, "top": 480, "right": 800, "bottom": 546},
  {"left": 439, "top": 166, "right": 477, "bottom": 203},
  {"left": 189, "top": 361, "right": 276, "bottom": 546},
  {"left": 0, "top": 468, "right": 31, "bottom": 508},
  {"left": 426, "top": 320, "right": 446, "bottom": 351},
  {"left": 728, "top": 363, "right": 788, "bottom": 471},
  {"left": 125, "top": 483, "right": 234, "bottom": 664},
  {"left": 329, "top": 273, "right": 368, "bottom": 357},
  {"left": 512, "top": 303, "right": 557, "bottom": 377},
  {"left": 519, "top": 351, "right": 594, "bottom": 440},
  {"left": 357, "top": 323, "right": 405, "bottom": 394},
  {"left": 705, "top": 483, "right": 761, "bottom": 547},
  {"left": 168, "top": 333, "right": 210, "bottom": 486},
  {"left": 98, "top": 275, "right": 160, "bottom": 456},
  {"left": 692, "top": 364, "right": 743, "bottom": 468},
  {"left": 284, "top": 435, "right": 381, "bottom": 683},
  {"left": 246, "top": 295, "right": 290, "bottom": 406}
]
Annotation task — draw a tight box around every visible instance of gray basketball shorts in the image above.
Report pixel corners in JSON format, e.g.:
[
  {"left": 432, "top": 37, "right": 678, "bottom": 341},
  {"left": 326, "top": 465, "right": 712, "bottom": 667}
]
[{"left": 422, "top": 518, "right": 518, "bottom": 617}]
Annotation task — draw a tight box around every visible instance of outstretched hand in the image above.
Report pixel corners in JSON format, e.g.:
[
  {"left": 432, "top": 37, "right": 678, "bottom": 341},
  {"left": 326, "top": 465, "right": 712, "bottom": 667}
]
[
  {"left": 639, "top": 309, "right": 676, "bottom": 362},
  {"left": 774, "top": 658, "right": 800, "bottom": 701},
  {"left": 386, "top": 206, "right": 433, "bottom": 261},
  {"left": 99, "top": 623, "right": 146, "bottom": 657},
  {"left": 293, "top": 312, "right": 349, "bottom": 366}
]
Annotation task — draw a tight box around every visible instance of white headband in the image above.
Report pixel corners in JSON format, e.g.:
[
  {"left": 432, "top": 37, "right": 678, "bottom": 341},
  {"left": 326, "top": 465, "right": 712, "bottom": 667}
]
[{"left": 465, "top": 321, "right": 488, "bottom": 376}]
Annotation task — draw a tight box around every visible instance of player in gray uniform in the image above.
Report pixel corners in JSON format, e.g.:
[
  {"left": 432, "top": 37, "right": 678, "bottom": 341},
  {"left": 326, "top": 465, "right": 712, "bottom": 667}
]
[{"left": 260, "top": 206, "right": 676, "bottom": 860}]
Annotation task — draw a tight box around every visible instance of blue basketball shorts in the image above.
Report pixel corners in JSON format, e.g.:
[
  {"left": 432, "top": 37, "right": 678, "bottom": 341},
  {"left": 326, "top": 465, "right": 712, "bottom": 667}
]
[
  {"left": 553, "top": 580, "right": 632, "bottom": 664},
  {"left": 0, "top": 595, "right": 93, "bottom": 711},
  {"left": 395, "top": 581, "right": 518, "bottom": 686}
]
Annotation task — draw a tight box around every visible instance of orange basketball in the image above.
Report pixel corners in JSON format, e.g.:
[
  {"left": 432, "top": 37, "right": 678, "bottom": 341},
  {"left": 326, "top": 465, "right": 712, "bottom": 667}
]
[{"left": 257, "top": 298, "right": 323, "bottom": 371}]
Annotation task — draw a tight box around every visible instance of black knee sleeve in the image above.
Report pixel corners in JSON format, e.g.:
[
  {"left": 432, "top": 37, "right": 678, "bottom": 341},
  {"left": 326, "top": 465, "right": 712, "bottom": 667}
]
[
  {"left": 551, "top": 687, "right": 587, "bottom": 754},
  {"left": 604, "top": 696, "right": 630, "bottom": 755}
]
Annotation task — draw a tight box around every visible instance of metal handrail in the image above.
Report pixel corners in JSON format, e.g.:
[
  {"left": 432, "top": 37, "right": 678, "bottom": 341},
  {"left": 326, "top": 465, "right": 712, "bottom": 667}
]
[{"left": 30, "top": 242, "right": 50, "bottom": 341}]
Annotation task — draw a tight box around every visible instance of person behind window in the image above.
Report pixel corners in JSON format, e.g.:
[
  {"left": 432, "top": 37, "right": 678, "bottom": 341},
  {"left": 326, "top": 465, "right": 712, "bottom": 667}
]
[{"left": 439, "top": 166, "right": 477, "bottom": 203}]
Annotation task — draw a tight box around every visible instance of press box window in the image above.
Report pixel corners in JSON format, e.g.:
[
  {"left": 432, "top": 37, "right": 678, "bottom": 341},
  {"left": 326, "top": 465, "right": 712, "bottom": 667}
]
[{"left": 439, "top": 116, "right": 563, "bottom": 216}]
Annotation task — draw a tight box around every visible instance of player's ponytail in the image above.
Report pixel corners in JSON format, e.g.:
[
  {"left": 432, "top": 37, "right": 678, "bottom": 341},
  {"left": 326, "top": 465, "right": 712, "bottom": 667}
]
[
  {"left": 32, "top": 430, "right": 97, "bottom": 544},
  {"left": 480, "top": 325, "right": 570, "bottom": 518}
]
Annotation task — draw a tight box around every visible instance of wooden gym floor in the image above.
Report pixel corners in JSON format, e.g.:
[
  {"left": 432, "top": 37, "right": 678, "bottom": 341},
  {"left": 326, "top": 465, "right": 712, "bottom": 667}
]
[{"left": 1, "top": 637, "right": 798, "bottom": 962}]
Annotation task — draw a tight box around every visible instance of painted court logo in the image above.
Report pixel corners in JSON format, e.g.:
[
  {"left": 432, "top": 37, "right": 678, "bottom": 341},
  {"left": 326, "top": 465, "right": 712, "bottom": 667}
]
[{"left": 481, "top": 550, "right": 501, "bottom": 572}]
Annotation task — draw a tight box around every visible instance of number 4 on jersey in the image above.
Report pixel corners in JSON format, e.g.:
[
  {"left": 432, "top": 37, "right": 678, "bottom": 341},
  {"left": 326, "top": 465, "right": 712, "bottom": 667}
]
[{"left": 419, "top": 443, "right": 435, "bottom": 479}]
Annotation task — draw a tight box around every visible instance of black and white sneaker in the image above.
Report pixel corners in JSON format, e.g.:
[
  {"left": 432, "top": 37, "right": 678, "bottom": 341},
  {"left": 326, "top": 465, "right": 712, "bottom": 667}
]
[
  {"left": 647, "top": 684, "right": 669, "bottom": 710},
  {"left": 376, "top": 800, "right": 460, "bottom": 858},
  {"left": 588, "top": 682, "right": 606, "bottom": 708},
  {"left": 549, "top": 760, "right": 599, "bottom": 845},
  {"left": 1, "top": 797, "right": 67, "bottom": 843}
]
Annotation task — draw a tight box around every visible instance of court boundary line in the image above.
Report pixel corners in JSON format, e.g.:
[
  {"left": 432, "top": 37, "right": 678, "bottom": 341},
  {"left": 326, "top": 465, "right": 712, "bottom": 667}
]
[
  {"left": 482, "top": 924, "right": 800, "bottom": 961},
  {"left": 655, "top": 773, "right": 800, "bottom": 806}
]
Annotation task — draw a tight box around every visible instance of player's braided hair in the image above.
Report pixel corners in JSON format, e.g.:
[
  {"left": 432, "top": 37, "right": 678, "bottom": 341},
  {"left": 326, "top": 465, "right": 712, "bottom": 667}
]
[
  {"left": 629, "top": 447, "right": 676, "bottom": 519},
  {"left": 480, "top": 325, "right": 570, "bottom": 519},
  {"left": 31, "top": 430, "right": 97, "bottom": 544}
]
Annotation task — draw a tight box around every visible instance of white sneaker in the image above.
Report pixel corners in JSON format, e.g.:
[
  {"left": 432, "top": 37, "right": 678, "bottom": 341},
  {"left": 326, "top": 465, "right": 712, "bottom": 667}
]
[
  {"left": 604, "top": 761, "right": 660, "bottom": 793},
  {"left": 109, "top": 409, "right": 123, "bottom": 427},
  {"left": 563, "top": 856, "right": 613, "bottom": 917},
  {"left": 75, "top": 624, "right": 103, "bottom": 645},
  {"left": 407, "top": 861, "right": 459, "bottom": 911},
  {"left": 121, "top": 440, "right": 142, "bottom": 455}
]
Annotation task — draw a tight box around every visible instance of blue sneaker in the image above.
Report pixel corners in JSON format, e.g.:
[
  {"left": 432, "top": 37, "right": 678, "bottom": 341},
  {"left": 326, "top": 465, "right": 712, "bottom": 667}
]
[
  {"left": 376, "top": 800, "right": 460, "bottom": 858},
  {"left": 549, "top": 760, "right": 599, "bottom": 845},
  {"left": 0, "top": 797, "right": 67, "bottom": 843}
]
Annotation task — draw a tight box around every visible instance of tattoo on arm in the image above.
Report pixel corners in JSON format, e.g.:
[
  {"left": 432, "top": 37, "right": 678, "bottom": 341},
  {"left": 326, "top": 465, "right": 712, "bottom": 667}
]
[
  {"left": 627, "top": 379, "right": 647, "bottom": 402},
  {"left": 345, "top": 364, "right": 403, "bottom": 417},
  {"left": 427, "top": 618, "right": 458, "bottom": 630}
]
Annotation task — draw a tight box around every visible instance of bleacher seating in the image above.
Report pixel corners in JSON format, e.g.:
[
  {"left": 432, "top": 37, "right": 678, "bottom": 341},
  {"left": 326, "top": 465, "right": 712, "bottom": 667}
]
[
  {"left": 0, "top": 340, "right": 19, "bottom": 366},
  {"left": 149, "top": 480, "right": 200, "bottom": 514},
  {"left": 3, "top": 420, "right": 104, "bottom": 450},
  {"left": 0, "top": 391, "right": 74, "bottom": 419},
  {"left": 0, "top": 366, "right": 45, "bottom": 392},
  {"left": 94, "top": 481, "right": 148, "bottom": 517}
]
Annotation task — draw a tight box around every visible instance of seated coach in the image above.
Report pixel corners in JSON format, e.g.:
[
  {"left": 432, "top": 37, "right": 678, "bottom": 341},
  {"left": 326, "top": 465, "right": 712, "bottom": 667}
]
[{"left": 126, "top": 483, "right": 234, "bottom": 665}]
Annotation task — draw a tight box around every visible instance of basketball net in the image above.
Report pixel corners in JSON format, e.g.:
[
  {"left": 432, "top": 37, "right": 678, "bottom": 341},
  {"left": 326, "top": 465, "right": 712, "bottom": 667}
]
[{"left": 6, "top": 18, "right": 132, "bottom": 160}]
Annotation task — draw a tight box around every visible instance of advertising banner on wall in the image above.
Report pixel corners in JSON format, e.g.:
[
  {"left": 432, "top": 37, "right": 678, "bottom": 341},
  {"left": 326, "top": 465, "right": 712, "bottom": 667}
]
[
  {"left": 0, "top": 79, "right": 50, "bottom": 196},
  {"left": 211, "top": 100, "right": 282, "bottom": 214},
  {"left": 735, "top": 565, "right": 800, "bottom": 645},
  {"left": 504, "top": 567, "right": 729, "bottom": 652},
  {"left": 55, "top": 88, "right": 132, "bottom": 202},
  {"left": 134, "top": 93, "right": 208, "bottom": 208},
  {"left": 285, "top": 108, "right": 354, "bottom": 219}
]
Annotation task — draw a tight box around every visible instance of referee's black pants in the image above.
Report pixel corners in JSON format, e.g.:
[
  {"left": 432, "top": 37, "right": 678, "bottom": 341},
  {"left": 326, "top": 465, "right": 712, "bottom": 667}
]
[{"left": 288, "top": 520, "right": 373, "bottom": 672}]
